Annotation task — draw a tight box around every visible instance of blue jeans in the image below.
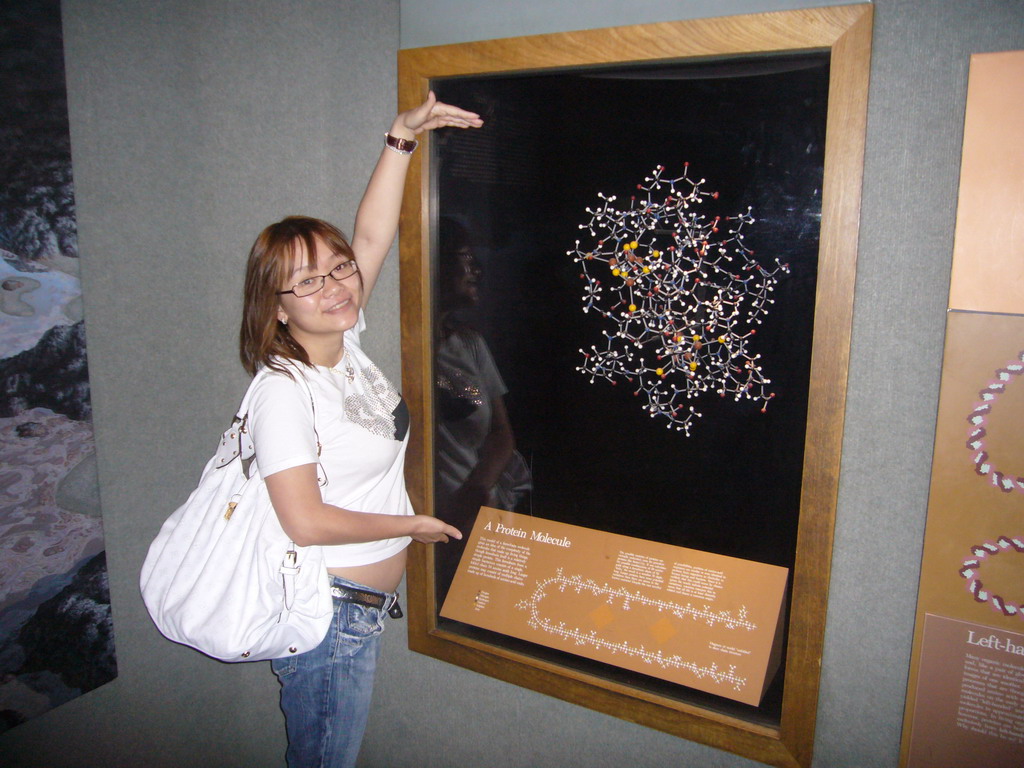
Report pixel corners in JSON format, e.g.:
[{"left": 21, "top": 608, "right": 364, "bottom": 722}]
[{"left": 271, "top": 575, "right": 393, "bottom": 768}]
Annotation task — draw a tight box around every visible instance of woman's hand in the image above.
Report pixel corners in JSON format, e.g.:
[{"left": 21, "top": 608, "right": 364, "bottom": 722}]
[
  {"left": 392, "top": 91, "right": 483, "bottom": 137},
  {"left": 407, "top": 514, "right": 463, "bottom": 544}
]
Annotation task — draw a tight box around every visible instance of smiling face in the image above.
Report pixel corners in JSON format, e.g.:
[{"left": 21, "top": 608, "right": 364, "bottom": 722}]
[{"left": 276, "top": 236, "right": 362, "bottom": 366}]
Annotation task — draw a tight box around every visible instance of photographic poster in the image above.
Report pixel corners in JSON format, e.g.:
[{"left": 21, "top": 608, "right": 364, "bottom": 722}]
[{"left": 0, "top": 0, "right": 117, "bottom": 732}]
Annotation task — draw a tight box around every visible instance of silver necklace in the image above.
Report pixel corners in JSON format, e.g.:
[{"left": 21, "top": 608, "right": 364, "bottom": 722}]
[{"left": 329, "top": 349, "right": 355, "bottom": 382}]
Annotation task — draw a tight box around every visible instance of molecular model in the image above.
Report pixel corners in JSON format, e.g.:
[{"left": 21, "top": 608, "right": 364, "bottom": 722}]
[{"left": 569, "top": 164, "right": 789, "bottom": 435}]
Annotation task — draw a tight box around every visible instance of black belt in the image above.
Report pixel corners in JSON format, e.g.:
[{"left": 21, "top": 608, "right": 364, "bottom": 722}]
[{"left": 331, "top": 584, "right": 403, "bottom": 619}]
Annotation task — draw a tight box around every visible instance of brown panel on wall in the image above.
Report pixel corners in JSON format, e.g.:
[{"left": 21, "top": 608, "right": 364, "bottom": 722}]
[
  {"left": 901, "top": 311, "right": 1024, "bottom": 767},
  {"left": 900, "top": 50, "right": 1024, "bottom": 768},
  {"left": 947, "top": 51, "right": 1024, "bottom": 315}
]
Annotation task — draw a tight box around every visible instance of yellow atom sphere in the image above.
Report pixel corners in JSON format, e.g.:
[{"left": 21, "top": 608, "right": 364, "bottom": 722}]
[
  {"left": 655, "top": 367, "right": 664, "bottom": 376},
  {"left": 689, "top": 361, "right": 698, "bottom": 371},
  {"left": 718, "top": 336, "right": 727, "bottom": 344},
  {"left": 629, "top": 303, "right": 637, "bottom": 312},
  {"left": 692, "top": 334, "right": 700, "bottom": 342},
  {"left": 642, "top": 266, "right": 650, "bottom": 274},
  {"left": 611, "top": 268, "right": 620, "bottom": 276},
  {"left": 630, "top": 241, "right": 639, "bottom": 250}
]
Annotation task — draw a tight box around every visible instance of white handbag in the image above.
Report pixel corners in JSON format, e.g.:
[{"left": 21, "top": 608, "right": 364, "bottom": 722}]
[{"left": 140, "top": 370, "right": 332, "bottom": 662}]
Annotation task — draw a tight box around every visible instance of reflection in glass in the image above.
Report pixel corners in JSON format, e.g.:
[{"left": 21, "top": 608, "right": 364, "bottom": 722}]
[{"left": 434, "top": 217, "right": 531, "bottom": 600}]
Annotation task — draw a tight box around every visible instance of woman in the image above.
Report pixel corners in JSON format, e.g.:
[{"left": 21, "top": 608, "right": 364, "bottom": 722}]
[{"left": 238, "top": 93, "right": 481, "bottom": 768}]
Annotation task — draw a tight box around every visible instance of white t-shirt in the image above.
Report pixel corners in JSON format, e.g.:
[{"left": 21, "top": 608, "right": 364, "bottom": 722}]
[{"left": 248, "top": 313, "right": 413, "bottom": 567}]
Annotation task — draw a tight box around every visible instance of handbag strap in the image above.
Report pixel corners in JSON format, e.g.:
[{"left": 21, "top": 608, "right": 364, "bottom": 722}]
[
  {"left": 237, "top": 365, "right": 326, "bottom": 616},
  {"left": 202, "top": 364, "right": 326, "bottom": 621},
  {"left": 265, "top": 366, "right": 325, "bottom": 614},
  {"left": 285, "top": 365, "right": 324, "bottom": 470},
  {"left": 259, "top": 364, "right": 322, "bottom": 458}
]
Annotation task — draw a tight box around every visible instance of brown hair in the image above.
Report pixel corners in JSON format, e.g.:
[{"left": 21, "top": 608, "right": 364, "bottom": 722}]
[{"left": 239, "top": 215, "right": 356, "bottom": 377}]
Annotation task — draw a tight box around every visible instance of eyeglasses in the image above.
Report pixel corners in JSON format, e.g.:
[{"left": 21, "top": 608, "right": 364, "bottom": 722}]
[{"left": 277, "top": 260, "right": 359, "bottom": 298}]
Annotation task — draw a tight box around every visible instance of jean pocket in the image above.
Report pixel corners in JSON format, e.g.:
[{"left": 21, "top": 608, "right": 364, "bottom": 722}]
[{"left": 338, "top": 603, "right": 384, "bottom": 645}]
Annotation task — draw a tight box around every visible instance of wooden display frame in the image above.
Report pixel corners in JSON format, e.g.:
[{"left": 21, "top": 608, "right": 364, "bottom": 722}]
[{"left": 398, "top": 6, "right": 872, "bottom": 767}]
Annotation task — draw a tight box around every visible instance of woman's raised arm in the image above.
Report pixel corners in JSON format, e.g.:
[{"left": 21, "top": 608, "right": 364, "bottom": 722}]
[{"left": 351, "top": 92, "right": 482, "bottom": 304}]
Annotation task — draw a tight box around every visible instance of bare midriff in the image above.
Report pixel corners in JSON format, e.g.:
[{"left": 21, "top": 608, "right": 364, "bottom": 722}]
[{"left": 327, "top": 547, "right": 408, "bottom": 594}]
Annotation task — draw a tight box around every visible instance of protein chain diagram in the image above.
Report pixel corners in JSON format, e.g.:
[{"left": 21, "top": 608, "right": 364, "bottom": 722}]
[
  {"left": 958, "top": 535, "right": 1023, "bottom": 619},
  {"left": 569, "top": 165, "right": 789, "bottom": 435},
  {"left": 515, "top": 568, "right": 753, "bottom": 690},
  {"left": 965, "top": 350, "right": 1024, "bottom": 493}
]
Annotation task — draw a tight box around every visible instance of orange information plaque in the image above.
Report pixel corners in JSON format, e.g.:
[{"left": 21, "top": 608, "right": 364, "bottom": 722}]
[{"left": 441, "top": 507, "right": 789, "bottom": 706}]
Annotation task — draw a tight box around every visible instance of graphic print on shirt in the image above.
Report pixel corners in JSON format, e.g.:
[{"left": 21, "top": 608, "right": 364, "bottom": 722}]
[{"left": 345, "top": 361, "right": 409, "bottom": 441}]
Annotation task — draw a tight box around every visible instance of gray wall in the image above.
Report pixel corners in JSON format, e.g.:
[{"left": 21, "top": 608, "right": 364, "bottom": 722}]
[
  {"left": 400, "top": 0, "right": 854, "bottom": 47},
  {"left": 2, "top": 0, "right": 1022, "bottom": 766}
]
